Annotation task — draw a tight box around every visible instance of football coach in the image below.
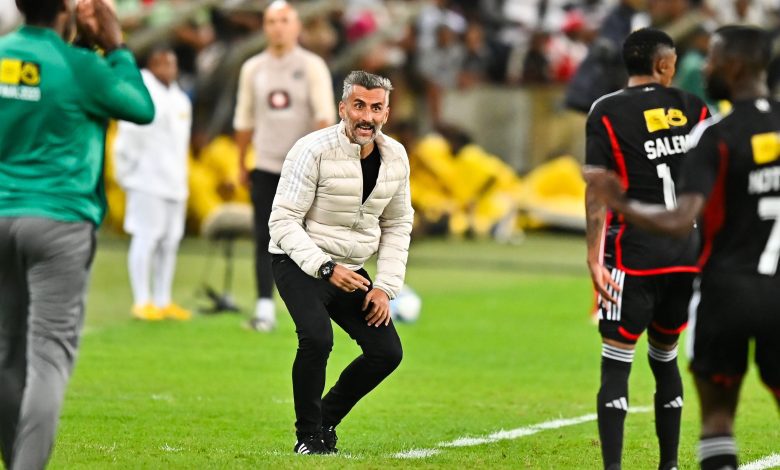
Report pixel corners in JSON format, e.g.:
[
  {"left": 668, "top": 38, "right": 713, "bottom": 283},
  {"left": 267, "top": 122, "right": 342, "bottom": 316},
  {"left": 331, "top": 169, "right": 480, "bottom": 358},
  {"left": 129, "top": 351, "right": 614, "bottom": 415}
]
[{"left": 268, "top": 70, "right": 413, "bottom": 455}]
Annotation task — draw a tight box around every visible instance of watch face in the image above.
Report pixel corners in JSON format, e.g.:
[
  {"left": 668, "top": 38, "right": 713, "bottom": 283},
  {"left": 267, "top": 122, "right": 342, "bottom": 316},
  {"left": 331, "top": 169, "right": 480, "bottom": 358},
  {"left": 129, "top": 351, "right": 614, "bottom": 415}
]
[{"left": 321, "top": 263, "right": 333, "bottom": 278}]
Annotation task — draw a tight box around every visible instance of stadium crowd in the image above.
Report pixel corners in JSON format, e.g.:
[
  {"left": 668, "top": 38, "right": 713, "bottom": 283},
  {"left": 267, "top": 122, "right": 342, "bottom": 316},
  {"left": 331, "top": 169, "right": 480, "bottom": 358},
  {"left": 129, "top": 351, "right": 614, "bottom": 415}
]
[{"left": 4, "top": 0, "right": 780, "bottom": 240}]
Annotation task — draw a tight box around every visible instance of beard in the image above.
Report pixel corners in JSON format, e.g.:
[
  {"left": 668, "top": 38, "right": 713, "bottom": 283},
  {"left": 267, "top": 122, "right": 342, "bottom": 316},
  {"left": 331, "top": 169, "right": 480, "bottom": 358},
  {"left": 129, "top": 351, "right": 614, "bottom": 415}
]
[
  {"left": 706, "top": 73, "right": 732, "bottom": 102},
  {"left": 346, "top": 118, "right": 382, "bottom": 146}
]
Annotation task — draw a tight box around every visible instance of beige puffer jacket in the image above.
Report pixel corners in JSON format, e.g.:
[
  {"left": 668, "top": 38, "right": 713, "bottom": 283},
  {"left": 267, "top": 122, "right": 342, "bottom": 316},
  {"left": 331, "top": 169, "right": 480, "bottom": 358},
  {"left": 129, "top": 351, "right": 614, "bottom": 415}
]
[{"left": 269, "top": 121, "right": 414, "bottom": 299}]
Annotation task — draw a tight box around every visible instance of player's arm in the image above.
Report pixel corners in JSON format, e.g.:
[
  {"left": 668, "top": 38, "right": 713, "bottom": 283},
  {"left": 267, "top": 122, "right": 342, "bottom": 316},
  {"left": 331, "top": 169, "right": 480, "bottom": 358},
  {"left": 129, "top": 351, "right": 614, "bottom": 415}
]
[
  {"left": 75, "top": 1, "right": 154, "bottom": 124},
  {"left": 585, "top": 182, "right": 619, "bottom": 304},
  {"left": 583, "top": 109, "right": 620, "bottom": 304},
  {"left": 585, "top": 124, "right": 720, "bottom": 238},
  {"left": 233, "top": 60, "right": 256, "bottom": 187},
  {"left": 587, "top": 173, "right": 705, "bottom": 237},
  {"left": 307, "top": 55, "right": 336, "bottom": 130}
]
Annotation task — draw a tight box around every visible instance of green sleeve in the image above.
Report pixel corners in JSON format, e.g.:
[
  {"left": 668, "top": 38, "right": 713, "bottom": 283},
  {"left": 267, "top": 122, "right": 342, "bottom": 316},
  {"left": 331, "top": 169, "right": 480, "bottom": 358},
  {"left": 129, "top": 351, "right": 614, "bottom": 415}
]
[{"left": 76, "top": 48, "right": 155, "bottom": 124}]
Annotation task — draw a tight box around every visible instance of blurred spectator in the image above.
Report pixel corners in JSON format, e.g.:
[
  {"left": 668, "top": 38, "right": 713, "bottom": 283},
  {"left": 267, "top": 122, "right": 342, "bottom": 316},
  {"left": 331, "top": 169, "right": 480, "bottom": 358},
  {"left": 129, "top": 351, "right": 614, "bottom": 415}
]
[
  {"left": 458, "top": 22, "right": 494, "bottom": 88},
  {"left": 521, "top": 30, "right": 552, "bottom": 84},
  {"left": 0, "top": 0, "right": 21, "bottom": 35},
  {"left": 416, "top": 0, "right": 466, "bottom": 50},
  {"left": 233, "top": 0, "right": 336, "bottom": 332},
  {"left": 564, "top": 0, "right": 648, "bottom": 113},
  {"left": 417, "top": 23, "right": 465, "bottom": 124},
  {"left": 706, "top": 0, "right": 771, "bottom": 27},
  {"left": 114, "top": 46, "right": 193, "bottom": 322},
  {"left": 546, "top": 9, "right": 592, "bottom": 82},
  {"left": 673, "top": 25, "right": 712, "bottom": 106},
  {"left": 300, "top": 15, "right": 339, "bottom": 61}
]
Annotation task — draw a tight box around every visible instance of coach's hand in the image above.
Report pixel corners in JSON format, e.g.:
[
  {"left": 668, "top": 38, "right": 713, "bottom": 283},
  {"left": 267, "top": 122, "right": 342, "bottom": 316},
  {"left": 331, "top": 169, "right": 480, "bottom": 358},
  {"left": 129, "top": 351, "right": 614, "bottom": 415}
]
[
  {"left": 363, "top": 288, "right": 391, "bottom": 327},
  {"left": 588, "top": 259, "right": 620, "bottom": 307},
  {"left": 329, "top": 265, "right": 370, "bottom": 293}
]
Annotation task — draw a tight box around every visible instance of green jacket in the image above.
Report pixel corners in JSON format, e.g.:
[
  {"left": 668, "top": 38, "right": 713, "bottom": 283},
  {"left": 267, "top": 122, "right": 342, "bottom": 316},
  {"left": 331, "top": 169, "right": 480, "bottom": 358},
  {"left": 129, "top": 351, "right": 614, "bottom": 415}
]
[{"left": 0, "top": 26, "right": 154, "bottom": 225}]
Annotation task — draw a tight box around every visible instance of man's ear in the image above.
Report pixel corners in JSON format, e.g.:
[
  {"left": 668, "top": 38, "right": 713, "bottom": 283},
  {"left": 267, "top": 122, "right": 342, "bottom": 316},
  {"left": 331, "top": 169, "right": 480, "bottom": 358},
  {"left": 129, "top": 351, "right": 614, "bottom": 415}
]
[
  {"left": 655, "top": 56, "right": 670, "bottom": 76},
  {"left": 382, "top": 106, "right": 390, "bottom": 125},
  {"left": 338, "top": 100, "right": 345, "bottom": 120},
  {"left": 728, "top": 57, "right": 749, "bottom": 85}
]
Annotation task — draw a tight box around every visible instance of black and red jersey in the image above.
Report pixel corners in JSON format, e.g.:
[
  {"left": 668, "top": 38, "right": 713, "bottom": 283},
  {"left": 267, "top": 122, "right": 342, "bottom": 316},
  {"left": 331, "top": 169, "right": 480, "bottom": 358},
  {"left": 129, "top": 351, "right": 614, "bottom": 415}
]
[
  {"left": 586, "top": 83, "right": 710, "bottom": 274},
  {"left": 679, "top": 98, "right": 780, "bottom": 277}
]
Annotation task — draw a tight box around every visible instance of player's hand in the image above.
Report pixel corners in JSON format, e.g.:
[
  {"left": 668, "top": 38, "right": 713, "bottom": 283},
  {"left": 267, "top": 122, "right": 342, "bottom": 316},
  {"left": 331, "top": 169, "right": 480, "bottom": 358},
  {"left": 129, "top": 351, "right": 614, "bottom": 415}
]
[
  {"left": 582, "top": 168, "right": 626, "bottom": 211},
  {"left": 238, "top": 165, "right": 251, "bottom": 188},
  {"left": 363, "top": 288, "right": 391, "bottom": 327},
  {"left": 329, "top": 265, "right": 370, "bottom": 293},
  {"left": 77, "top": 0, "right": 123, "bottom": 52},
  {"left": 588, "top": 259, "right": 620, "bottom": 307}
]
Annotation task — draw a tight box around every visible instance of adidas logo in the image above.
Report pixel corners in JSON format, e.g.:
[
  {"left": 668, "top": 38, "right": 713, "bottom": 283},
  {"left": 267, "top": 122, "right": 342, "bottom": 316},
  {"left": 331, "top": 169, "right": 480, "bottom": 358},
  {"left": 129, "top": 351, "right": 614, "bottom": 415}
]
[
  {"left": 605, "top": 397, "right": 628, "bottom": 410},
  {"left": 663, "top": 396, "right": 684, "bottom": 409},
  {"left": 296, "top": 443, "right": 310, "bottom": 454}
]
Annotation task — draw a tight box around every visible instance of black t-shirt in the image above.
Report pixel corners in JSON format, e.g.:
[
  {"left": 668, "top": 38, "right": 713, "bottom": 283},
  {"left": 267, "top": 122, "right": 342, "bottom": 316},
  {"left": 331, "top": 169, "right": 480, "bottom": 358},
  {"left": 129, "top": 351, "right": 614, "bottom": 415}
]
[
  {"left": 361, "top": 144, "right": 381, "bottom": 204},
  {"left": 680, "top": 98, "right": 780, "bottom": 277},
  {"left": 586, "top": 84, "right": 710, "bottom": 274}
]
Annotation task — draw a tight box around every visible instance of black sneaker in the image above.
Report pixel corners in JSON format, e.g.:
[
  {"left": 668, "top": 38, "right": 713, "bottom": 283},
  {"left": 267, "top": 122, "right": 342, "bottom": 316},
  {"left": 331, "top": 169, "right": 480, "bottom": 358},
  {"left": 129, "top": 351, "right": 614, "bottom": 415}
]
[
  {"left": 293, "top": 433, "right": 329, "bottom": 455},
  {"left": 322, "top": 425, "right": 338, "bottom": 453}
]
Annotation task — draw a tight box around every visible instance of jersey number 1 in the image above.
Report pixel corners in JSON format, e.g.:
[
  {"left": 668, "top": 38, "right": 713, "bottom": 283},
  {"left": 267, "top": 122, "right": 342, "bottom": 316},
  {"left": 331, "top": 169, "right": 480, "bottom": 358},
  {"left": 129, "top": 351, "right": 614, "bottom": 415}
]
[
  {"left": 758, "top": 196, "right": 780, "bottom": 275},
  {"left": 656, "top": 163, "right": 677, "bottom": 209}
]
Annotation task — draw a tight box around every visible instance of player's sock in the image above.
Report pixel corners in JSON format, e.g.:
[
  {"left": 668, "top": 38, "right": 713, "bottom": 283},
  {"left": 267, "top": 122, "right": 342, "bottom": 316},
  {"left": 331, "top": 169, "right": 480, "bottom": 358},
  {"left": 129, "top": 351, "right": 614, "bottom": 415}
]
[
  {"left": 152, "top": 238, "right": 178, "bottom": 307},
  {"left": 128, "top": 235, "right": 156, "bottom": 306},
  {"left": 255, "top": 297, "right": 275, "bottom": 322},
  {"left": 698, "top": 434, "right": 737, "bottom": 470},
  {"left": 648, "top": 344, "right": 683, "bottom": 470},
  {"left": 598, "top": 343, "right": 634, "bottom": 470}
]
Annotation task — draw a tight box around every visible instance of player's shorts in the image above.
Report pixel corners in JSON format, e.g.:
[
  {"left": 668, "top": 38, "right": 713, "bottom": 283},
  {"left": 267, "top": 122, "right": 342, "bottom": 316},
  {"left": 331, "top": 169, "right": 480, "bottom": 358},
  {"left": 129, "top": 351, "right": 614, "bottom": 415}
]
[
  {"left": 688, "top": 270, "right": 780, "bottom": 393},
  {"left": 124, "top": 190, "right": 186, "bottom": 242},
  {"left": 598, "top": 267, "right": 694, "bottom": 345}
]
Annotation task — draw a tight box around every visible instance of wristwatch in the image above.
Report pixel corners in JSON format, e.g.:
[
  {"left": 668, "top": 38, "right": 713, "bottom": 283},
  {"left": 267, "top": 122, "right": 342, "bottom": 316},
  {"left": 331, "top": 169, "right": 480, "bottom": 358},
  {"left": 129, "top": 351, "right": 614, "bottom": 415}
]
[{"left": 318, "top": 261, "right": 336, "bottom": 280}]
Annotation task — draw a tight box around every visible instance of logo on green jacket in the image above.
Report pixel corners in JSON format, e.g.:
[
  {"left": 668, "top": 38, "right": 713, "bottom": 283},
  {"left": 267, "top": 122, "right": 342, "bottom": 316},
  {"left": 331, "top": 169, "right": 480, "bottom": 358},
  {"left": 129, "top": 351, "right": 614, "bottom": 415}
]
[{"left": 0, "top": 58, "right": 41, "bottom": 102}]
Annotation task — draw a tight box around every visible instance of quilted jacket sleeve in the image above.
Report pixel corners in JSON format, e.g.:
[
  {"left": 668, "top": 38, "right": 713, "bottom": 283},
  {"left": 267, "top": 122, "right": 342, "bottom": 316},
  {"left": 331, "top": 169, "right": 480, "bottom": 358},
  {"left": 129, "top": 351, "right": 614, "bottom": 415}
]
[
  {"left": 372, "top": 153, "right": 414, "bottom": 299},
  {"left": 268, "top": 139, "right": 332, "bottom": 277}
]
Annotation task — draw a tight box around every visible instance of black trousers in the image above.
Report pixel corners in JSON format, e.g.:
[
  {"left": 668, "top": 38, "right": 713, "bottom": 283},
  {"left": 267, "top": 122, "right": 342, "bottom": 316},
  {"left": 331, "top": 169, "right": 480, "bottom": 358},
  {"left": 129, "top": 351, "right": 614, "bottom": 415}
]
[
  {"left": 272, "top": 254, "right": 403, "bottom": 434},
  {"left": 250, "top": 169, "right": 281, "bottom": 299}
]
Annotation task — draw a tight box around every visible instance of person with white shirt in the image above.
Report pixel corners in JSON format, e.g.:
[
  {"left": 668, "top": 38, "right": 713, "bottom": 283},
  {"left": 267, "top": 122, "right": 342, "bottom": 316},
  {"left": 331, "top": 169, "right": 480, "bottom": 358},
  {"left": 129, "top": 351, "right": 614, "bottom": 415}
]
[
  {"left": 114, "top": 45, "right": 193, "bottom": 321},
  {"left": 233, "top": 0, "right": 336, "bottom": 332}
]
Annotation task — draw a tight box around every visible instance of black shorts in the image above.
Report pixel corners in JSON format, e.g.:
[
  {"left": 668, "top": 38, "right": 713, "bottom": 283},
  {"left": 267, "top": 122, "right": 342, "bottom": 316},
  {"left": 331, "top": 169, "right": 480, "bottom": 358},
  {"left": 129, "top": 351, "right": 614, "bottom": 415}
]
[
  {"left": 598, "top": 267, "right": 694, "bottom": 345},
  {"left": 689, "top": 271, "right": 780, "bottom": 391}
]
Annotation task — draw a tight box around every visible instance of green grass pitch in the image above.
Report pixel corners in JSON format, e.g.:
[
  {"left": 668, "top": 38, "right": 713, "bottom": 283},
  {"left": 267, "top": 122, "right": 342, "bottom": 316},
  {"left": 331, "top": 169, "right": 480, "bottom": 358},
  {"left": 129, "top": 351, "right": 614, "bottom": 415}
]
[{"left": 49, "top": 233, "right": 778, "bottom": 469}]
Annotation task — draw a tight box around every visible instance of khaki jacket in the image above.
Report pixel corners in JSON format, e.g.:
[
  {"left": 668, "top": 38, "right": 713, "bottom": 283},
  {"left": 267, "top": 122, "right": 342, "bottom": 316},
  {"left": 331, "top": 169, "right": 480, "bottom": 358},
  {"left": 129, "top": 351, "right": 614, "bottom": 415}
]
[{"left": 269, "top": 121, "right": 414, "bottom": 299}]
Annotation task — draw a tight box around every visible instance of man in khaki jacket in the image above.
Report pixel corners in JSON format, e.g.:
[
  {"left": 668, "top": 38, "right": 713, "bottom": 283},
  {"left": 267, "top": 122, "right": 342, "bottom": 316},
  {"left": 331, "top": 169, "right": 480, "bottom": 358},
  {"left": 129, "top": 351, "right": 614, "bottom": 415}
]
[{"left": 269, "top": 70, "right": 413, "bottom": 455}]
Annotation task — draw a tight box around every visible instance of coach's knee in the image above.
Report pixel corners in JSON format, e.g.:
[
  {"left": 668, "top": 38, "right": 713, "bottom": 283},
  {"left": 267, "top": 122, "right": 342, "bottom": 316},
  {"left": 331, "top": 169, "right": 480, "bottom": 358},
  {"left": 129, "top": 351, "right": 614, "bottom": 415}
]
[
  {"left": 369, "top": 339, "right": 403, "bottom": 372},
  {"left": 297, "top": 328, "right": 333, "bottom": 357}
]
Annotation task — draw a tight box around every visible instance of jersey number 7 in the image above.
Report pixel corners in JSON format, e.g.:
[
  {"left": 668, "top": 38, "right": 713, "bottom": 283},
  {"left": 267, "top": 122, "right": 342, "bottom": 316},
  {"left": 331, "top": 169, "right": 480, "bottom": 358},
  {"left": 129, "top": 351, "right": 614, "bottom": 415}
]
[{"left": 758, "top": 196, "right": 780, "bottom": 275}]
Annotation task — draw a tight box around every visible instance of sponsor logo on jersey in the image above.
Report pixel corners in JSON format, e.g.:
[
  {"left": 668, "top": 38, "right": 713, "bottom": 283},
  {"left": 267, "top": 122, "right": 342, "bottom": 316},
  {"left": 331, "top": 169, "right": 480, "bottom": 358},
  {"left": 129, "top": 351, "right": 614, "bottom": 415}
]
[
  {"left": 267, "top": 89, "right": 291, "bottom": 109},
  {"left": 0, "top": 58, "right": 41, "bottom": 102},
  {"left": 748, "top": 133, "right": 780, "bottom": 195},
  {"left": 751, "top": 131, "right": 780, "bottom": 165},
  {"left": 643, "top": 107, "right": 688, "bottom": 133}
]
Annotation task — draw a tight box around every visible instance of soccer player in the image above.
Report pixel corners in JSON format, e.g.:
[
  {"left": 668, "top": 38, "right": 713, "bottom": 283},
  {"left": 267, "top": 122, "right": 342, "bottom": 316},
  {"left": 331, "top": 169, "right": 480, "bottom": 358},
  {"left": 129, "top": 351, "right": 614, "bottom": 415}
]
[
  {"left": 585, "top": 25, "right": 780, "bottom": 470},
  {"left": 584, "top": 28, "right": 710, "bottom": 470},
  {"left": 233, "top": 0, "right": 336, "bottom": 332},
  {"left": 114, "top": 45, "right": 193, "bottom": 322},
  {"left": 0, "top": 0, "right": 154, "bottom": 468},
  {"left": 269, "top": 71, "right": 413, "bottom": 454}
]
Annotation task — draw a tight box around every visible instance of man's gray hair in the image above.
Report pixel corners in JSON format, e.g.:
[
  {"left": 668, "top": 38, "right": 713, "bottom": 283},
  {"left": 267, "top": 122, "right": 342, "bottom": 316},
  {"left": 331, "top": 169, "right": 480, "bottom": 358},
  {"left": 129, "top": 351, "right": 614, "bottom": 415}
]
[{"left": 341, "top": 70, "right": 393, "bottom": 102}]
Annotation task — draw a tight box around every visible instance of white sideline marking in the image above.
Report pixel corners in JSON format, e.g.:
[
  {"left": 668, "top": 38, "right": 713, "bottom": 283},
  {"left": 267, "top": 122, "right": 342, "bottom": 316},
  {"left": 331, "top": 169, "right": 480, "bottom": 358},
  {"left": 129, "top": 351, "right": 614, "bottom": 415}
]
[
  {"left": 740, "top": 454, "right": 780, "bottom": 470},
  {"left": 394, "top": 449, "right": 441, "bottom": 459},
  {"left": 393, "top": 406, "right": 652, "bottom": 459}
]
